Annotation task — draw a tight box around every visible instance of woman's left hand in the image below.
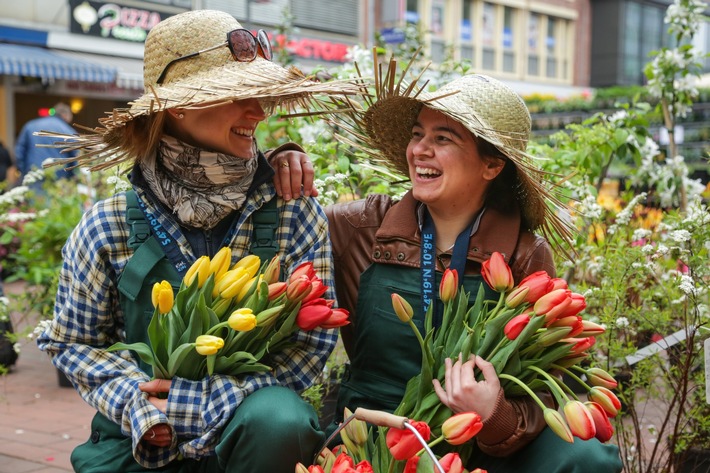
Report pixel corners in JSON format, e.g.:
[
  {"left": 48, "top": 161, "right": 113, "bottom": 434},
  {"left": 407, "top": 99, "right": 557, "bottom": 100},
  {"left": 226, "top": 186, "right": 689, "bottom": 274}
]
[
  {"left": 433, "top": 354, "right": 501, "bottom": 421},
  {"left": 139, "top": 378, "right": 170, "bottom": 413},
  {"left": 271, "top": 150, "right": 318, "bottom": 201}
]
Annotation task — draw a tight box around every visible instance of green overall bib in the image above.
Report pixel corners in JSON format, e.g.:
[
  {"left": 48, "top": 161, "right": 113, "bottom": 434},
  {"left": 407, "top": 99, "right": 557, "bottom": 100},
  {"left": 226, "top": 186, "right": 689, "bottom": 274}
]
[
  {"left": 336, "top": 263, "right": 623, "bottom": 473},
  {"left": 70, "top": 192, "right": 324, "bottom": 473}
]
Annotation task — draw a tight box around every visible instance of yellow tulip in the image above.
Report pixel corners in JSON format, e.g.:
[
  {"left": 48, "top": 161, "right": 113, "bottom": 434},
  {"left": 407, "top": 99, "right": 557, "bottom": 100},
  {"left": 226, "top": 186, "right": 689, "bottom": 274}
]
[
  {"left": 185, "top": 255, "right": 211, "bottom": 288},
  {"left": 151, "top": 281, "right": 174, "bottom": 314},
  {"left": 194, "top": 335, "right": 224, "bottom": 356},
  {"left": 209, "top": 247, "right": 232, "bottom": 281},
  {"left": 213, "top": 268, "right": 250, "bottom": 299},
  {"left": 237, "top": 275, "right": 262, "bottom": 302},
  {"left": 232, "top": 254, "right": 261, "bottom": 279},
  {"left": 391, "top": 293, "right": 413, "bottom": 322},
  {"left": 228, "top": 308, "right": 257, "bottom": 331}
]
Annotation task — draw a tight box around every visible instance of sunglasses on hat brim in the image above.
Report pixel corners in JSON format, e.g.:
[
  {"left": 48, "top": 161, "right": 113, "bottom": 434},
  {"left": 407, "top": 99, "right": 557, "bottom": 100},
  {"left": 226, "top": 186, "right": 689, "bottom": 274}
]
[{"left": 156, "top": 28, "right": 273, "bottom": 85}]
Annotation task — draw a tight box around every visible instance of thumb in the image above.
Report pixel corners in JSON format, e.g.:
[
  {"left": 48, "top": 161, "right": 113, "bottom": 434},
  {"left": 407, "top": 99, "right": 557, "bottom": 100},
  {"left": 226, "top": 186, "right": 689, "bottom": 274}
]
[{"left": 139, "top": 379, "right": 172, "bottom": 393}]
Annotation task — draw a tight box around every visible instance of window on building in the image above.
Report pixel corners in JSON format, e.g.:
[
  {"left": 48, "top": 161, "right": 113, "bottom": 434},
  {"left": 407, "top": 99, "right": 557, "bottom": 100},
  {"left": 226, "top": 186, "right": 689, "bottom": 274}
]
[
  {"left": 406, "top": 0, "right": 420, "bottom": 23},
  {"left": 502, "top": 6, "right": 515, "bottom": 73},
  {"left": 461, "top": 0, "right": 474, "bottom": 63},
  {"left": 482, "top": 2, "right": 496, "bottom": 70},
  {"left": 546, "top": 17, "right": 557, "bottom": 78},
  {"left": 622, "top": 1, "right": 666, "bottom": 84},
  {"left": 527, "top": 13, "right": 540, "bottom": 76}
]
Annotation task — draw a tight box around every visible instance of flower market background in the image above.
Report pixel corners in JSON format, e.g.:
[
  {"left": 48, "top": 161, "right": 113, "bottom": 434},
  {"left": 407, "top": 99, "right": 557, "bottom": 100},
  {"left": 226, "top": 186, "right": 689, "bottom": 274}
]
[{"left": 1, "top": 0, "right": 709, "bottom": 472}]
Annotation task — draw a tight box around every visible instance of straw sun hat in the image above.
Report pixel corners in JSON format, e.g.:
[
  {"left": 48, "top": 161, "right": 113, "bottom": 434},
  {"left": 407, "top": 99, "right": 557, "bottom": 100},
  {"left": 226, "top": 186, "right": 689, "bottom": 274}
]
[
  {"left": 41, "top": 9, "right": 358, "bottom": 170},
  {"left": 335, "top": 55, "right": 571, "bottom": 244}
]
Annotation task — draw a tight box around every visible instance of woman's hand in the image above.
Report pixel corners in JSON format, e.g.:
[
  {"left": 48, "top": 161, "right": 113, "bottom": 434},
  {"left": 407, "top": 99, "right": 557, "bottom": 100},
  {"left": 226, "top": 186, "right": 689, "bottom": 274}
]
[
  {"left": 270, "top": 150, "right": 318, "bottom": 201},
  {"left": 433, "top": 354, "right": 501, "bottom": 421},
  {"left": 139, "top": 379, "right": 173, "bottom": 447}
]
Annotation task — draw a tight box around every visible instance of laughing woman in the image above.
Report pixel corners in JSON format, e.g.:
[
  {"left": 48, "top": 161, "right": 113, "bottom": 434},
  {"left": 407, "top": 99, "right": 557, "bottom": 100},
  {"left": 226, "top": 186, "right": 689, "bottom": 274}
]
[{"left": 325, "top": 73, "right": 623, "bottom": 472}]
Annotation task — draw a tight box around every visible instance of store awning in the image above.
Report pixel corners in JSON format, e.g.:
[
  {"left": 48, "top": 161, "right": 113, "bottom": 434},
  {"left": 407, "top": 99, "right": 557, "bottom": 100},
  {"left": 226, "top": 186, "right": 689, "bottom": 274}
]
[
  {"left": 0, "top": 43, "right": 116, "bottom": 83},
  {"left": 53, "top": 49, "right": 144, "bottom": 90}
]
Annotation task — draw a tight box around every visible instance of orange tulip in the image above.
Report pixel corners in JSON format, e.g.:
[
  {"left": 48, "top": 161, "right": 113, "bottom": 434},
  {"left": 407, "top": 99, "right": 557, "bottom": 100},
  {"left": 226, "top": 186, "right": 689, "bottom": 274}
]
[
  {"left": 563, "top": 400, "right": 596, "bottom": 440},
  {"left": 516, "top": 270, "right": 553, "bottom": 304},
  {"left": 544, "top": 408, "right": 574, "bottom": 443},
  {"left": 579, "top": 320, "right": 606, "bottom": 337},
  {"left": 534, "top": 288, "right": 572, "bottom": 322},
  {"left": 585, "top": 367, "right": 618, "bottom": 389},
  {"left": 588, "top": 386, "right": 621, "bottom": 417},
  {"left": 391, "top": 293, "right": 414, "bottom": 322},
  {"left": 320, "top": 308, "right": 350, "bottom": 329},
  {"left": 481, "top": 251, "right": 514, "bottom": 293},
  {"left": 286, "top": 275, "right": 313, "bottom": 303},
  {"left": 439, "top": 452, "right": 464, "bottom": 473},
  {"left": 267, "top": 282, "right": 288, "bottom": 300},
  {"left": 439, "top": 268, "right": 459, "bottom": 303},
  {"left": 442, "top": 411, "right": 483, "bottom": 445},
  {"left": 504, "top": 313, "right": 531, "bottom": 340}
]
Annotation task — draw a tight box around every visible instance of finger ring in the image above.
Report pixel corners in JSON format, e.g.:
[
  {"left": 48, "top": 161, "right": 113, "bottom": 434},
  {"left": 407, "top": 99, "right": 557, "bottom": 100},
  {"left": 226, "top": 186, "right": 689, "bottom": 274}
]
[
  {"left": 149, "top": 430, "right": 156, "bottom": 439},
  {"left": 279, "top": 161, "right": 290, "bottom": 168}
]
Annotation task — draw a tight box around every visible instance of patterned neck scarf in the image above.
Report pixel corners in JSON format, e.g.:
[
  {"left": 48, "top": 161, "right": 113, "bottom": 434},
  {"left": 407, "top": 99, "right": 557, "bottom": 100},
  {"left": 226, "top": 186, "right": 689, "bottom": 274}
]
[{"left": 141, "top": 135, "right": 258, "bottom": 229}]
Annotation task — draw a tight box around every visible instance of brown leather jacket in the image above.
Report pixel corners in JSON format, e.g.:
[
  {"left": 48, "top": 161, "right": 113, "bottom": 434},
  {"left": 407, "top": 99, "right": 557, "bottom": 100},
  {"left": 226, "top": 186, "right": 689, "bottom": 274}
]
[{"left": 326, "top": 191, "right": 555, "bottom": 456}]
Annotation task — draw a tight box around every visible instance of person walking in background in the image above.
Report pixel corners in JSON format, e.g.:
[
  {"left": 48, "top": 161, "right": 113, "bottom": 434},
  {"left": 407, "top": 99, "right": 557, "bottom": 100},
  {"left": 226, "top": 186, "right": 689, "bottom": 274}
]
[
  {"left": 14, "top": 102, "right": 78, "bottom": 190},
  {"left": 0, "top": 140, "right": 14, "bottom": 188},
  {"left": 36, "top": 9, "right": 356, "bottom": 473}
]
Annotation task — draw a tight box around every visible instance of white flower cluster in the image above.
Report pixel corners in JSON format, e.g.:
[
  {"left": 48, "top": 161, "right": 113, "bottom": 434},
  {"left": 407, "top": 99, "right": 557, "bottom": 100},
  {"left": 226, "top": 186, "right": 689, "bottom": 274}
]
[
  {"left": 20, "top": 169, "right": 46, "bottom": 186},
  {"left": 0, "top": 185, "right": 30, "bottom": 208},
  {"left": 105, "top": 175, "right": 131, "bottom": 193},
  {"left": 665, "top": 0, "right": 707, "bottom": 39},
  {"left": 299, "top": 120, "right": 332, "bottom": 144},
  {"left": 314, "top": 173, "right": 350, "bottom": 206},
  {"left": 607, "top": 192, "right": 647, "bottom": 234},
  {"left": 0, "top": 211, "right": 39, "bottom": 224},
  {"left": 0, "top": 296, "right": 9, "bottom": 322}
]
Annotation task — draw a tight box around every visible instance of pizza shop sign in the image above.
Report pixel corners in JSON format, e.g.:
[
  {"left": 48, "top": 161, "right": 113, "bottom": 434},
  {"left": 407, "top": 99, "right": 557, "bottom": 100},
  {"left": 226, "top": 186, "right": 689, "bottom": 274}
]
[{"left": 70, "top": 0, "right": 169, "bottom": 42}]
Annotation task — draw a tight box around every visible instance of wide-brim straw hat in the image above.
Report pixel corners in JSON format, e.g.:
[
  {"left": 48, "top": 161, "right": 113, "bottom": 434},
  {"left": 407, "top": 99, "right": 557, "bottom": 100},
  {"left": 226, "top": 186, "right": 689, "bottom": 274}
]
[
  {"left": 333, "top": 54, "right": 572, "bottom": 246},
  {"left": 40, "top": 9, "right": 358, "bottom": 170}
]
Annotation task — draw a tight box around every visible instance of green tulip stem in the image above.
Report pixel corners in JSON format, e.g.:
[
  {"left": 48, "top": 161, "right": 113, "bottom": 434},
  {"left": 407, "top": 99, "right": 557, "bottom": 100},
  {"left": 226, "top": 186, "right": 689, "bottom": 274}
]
[
  {"left": 498, "top": 373, "right": 549, "bottom": 411},
  {"left": 551, "top": 363, "right": 593, "bottom": 392},
  {"left": 485, "top": 336, "right": 509, "bottom": 361},
  {"left": 408, "top": 319, "right": 431, "bottom": 366},
  {"left": 527, "top": 365, "right": 570, "bottom": 401},
  {"left": 205, "top": 321, "right": 230, "bottom": 336}
]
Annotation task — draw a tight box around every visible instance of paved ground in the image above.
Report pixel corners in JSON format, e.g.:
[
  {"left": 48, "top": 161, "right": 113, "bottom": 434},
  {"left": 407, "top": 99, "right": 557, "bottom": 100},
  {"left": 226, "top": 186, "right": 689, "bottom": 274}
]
[{"left": 0, "top": 280, "right": 94, "bottom": 473}]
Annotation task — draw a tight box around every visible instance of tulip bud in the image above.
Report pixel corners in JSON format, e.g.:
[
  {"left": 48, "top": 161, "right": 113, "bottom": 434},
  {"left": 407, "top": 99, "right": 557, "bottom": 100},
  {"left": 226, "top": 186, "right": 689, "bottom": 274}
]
[
  {"left": 550, "top": 315, "right": 583, "bottom": 337},
  {"left": 439, "top": 268, "right": 459, "bottom": 303},
  {"left": 536, "top": 326, "right": 573, "bottom": 346},
  {"left": 585, "top": 401, "right": 614, "bottom": 443},
  {"left": 505, "top": 286, "right": 530, "bottom": 308},
  {"left": 391, "top": 293, "right": 414, "bottom": 322},
  {"left": 343, "top": 407, "right": 369, "bottom": 446},
  {"left": 212, "top": 297, "right": 232, "bottom": 318},
  {"left": 316, "top": 447, "right": 336, "bottom": 472},
  {"left": 184, "top": 255, "right": 211, "bottom": 288},
  {"left": 550, "top": 277, "right": 569, "bottom": 290},
  {"left": 286, "top": 275, "right": 313, "bottom": 303},
  {"left": 442, "top": 412, "right": 483, "bottom": 445},
  {"left": 585, "top": 367, "right": 618, "bottom": 389},
  {"left": 563, "top": 400, "right": 596, "bottom": 440},
  {"left": 504, "top": 313, "right": 531, "bottom": 340},
  {"left": 332, "top": 453, "right": 355, "bottom": 471},
  {"left": 303, "top": 279, "right": 328, "bottom": 304},
  {"left": 237, "top": 276, "right": 262, "bottom": 302},
  {"left": 543, "top": 408, "right": 574, "bottom": 443},
  {"left": 534, "top": 288, "right": 572, "bottom": 321},
  {"left": 481, "top": 251, "right": 514, "bottom": 293},
  {"left": 588, "top": 386, "right": 621, "bottom": 417},
  {"left": 151, "top": 281, "right": 174, "bottom": 314},
  {"left": 263, "top": 255, "right": 281, "bottom": 284},
  {"left": 294, "top": 463, "right": 310, "bottom": 473},
  {"left": 308, "top": 466, "right": 325, "bottom": 473},
  {"left": 267, "top": 282, "right": 288, "bottom": 300},
  {"left": 470, "top": 469, "right": 489, "bottom": 473},
  {"left": 579, "top": 320, "right": 605, "bottom": 337},
  {"left": 439, "top": 453, "right": 464, "bottom": 473},
  {"left": 209, "top": 247, "right": 232, "bottom": 281},
  {"left": 403, "top": 456, "right": 420, "bottom": 473},
  {"left": 194, "top": 335, "right": 224, "bottom": 356},
  {"left": 228, "top": 308, "right": 257, "bottom": 331},
  {"left": 565, "top": 336, "right": 596, "bottom": 355},
  {"left": 232, "top": 254, "right": 261, "bottom": 278},
  {"left": 214, "top": 268, "right": 250, "bottom": 299}
]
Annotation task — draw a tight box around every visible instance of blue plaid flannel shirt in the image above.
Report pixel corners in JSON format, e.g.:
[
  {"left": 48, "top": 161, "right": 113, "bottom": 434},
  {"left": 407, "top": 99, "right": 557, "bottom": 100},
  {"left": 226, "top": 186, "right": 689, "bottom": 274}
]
[{"left": 37, "top": 182, "right": 337, "bottom": 468}]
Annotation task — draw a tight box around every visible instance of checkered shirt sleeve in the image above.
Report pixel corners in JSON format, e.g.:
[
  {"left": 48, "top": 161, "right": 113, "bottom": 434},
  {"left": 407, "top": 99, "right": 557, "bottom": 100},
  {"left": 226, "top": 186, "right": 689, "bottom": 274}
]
[{"left": 37, "top": 184, "right": 337, "bottom": 468}]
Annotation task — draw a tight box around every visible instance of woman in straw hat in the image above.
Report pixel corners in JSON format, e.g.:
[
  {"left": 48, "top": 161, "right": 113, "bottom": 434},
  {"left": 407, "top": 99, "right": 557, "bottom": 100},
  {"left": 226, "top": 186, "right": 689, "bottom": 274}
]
[
  {"left": 324, "top": 71, "right": 623, "bottom": 471},
  {"left": 36, "top": 9, "right": 357, "bottom": 473}
]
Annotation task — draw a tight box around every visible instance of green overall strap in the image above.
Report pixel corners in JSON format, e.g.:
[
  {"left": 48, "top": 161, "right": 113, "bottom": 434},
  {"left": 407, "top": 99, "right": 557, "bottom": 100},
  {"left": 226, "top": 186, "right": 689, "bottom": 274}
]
[{"left": 249, "top": 197, "right": 280, "bottom": 263}]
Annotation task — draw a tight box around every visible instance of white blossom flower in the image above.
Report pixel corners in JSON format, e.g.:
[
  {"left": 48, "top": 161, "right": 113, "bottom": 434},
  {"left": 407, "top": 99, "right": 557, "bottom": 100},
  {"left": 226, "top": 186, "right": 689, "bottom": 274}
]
[
  {"left": 615, "top": 317, "right": 630, "bottom": 328},
  {"left": 679, "top": 274, "right": 696, "bottom": 296},
  {"left": 670, "top": 229, "right": 692, "bottom": 243}
]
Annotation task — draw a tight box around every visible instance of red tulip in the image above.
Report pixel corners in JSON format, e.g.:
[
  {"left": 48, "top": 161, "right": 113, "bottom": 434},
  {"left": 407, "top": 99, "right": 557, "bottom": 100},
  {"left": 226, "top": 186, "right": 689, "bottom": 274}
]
[
  {"left": 588, "top": 386, "right": 621, "bottom": 417},
  {"left": 585, "top": 368, "right": 618, "bottom": 389},
  {"left": 286, "top": 275, "right": 313, "bottom": 303},
  {"left": 534, "top": 288, "right": 572, "bottom": 323},
  {"left": 267, "top": 282, "right": 287, "bottom": 300},
  {"left": 331, "top": 452, "right": 356, "bottom": 473},
  {"left": 386, "top": 420, "right": 431, "bottom": 460},
  {"left": 319, "top": 308, "right": 350, "bottom": 329},
  {"left": 564, "top": 336, "right": 596, "bottom": 355},
  {"left": 579, "top": 320, "right": 606, "bottom": 337},
  {"left": 303, "top": 278, "right": 328, "bottom": 303},
  {"left": 550, "top": 315, "right": 584, "bottom": 337},
  {"left": 586, "top": 401, "right": 614, "bottom": 442},
  {"left": 439, "top": 452, "right": 464, "bottom": 473},
  {"left": 309, "top": 466, "right": 326, "bottom": 473},
  {"left": 403, "top": 456, "right": 420, "bottom": 473},
  {"left": 442, "top": 412, "right": 483, "bottom": 445},
  {"left": 504, "top": 313, "right": 531, "bottom": 340},
  {"left": 296, "top": 300, "right": 333, "bottom": 331},
  {"left": 289, "top": 261, "right": 316, "bottom": 283},
  {"left": 481, "top": 252, "right": 514, "bottom": 293},
  {"left": 354, "top": 460, "right": 374, "bottom": 473},
  {"left": 550, "top": 277, "right": 569, "bottom": 290},
  {"left": 470, "top": 470, "right": 489, "bottom": 473},
  {"left": 439, "top": 268, "right": 459, "bottom": 303},
  {"left": 563, "top": 400, "right": 596, "bottom": 440},
  {"left": 516, "top": 270, "right": 554, "bottom": 304}
]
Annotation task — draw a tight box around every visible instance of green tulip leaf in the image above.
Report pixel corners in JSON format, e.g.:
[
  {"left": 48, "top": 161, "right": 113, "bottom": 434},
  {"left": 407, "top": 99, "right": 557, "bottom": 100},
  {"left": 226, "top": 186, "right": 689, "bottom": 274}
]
[{"left": 166, "top": 342, "right": 197, "bottom": 377}]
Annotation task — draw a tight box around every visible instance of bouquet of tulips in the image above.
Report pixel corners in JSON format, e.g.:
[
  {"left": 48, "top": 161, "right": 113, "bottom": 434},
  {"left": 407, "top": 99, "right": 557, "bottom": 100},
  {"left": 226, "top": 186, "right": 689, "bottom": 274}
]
[
  {"left": 108, "top": 247, "right": 348, "bottom": 380},
  {"left": 387, "top": 251, "right": 620, "bottom": 466},
  {"left": 297, "top": 407, "right": 489, "bottom": 473}
]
